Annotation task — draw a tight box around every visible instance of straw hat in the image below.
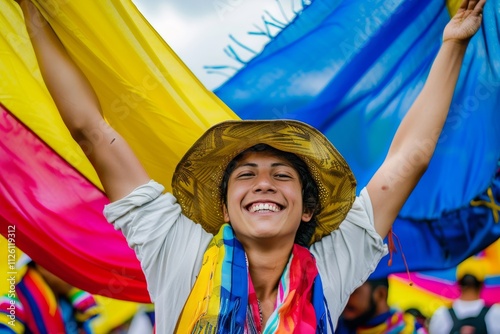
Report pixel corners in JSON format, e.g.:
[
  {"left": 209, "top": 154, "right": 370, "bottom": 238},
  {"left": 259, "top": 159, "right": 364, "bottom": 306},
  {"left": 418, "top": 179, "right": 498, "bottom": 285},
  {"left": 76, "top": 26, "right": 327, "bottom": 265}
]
[{"left": 172, "top": 120, "right": 356, "bottom": 244}]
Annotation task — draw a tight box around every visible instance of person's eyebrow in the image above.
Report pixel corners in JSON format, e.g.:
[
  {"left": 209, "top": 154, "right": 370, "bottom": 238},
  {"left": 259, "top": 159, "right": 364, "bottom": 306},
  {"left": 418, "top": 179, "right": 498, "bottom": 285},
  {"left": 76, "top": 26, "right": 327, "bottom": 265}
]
[
  {"left": 236, "top": 162, "right": 257, "bottom": 168},
  {"left": 235, "top": 162, "right": 293, "bottom": 168}
]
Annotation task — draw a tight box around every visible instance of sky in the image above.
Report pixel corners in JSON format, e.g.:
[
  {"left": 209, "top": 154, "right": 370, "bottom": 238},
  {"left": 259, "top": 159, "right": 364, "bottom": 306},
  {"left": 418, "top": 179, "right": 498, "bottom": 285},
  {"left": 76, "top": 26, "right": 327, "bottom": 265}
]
[{"left": 132, "top": 0, "right": 309, "bottom": 90}]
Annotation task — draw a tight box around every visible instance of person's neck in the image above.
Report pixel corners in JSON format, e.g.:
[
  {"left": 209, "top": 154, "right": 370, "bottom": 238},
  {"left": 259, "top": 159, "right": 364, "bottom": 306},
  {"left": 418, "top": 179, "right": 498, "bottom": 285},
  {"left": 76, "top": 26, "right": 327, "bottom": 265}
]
[
  {"left": 459, "top": 289, "right": 481, "bottom": 301},
  {"left": 245, "top": 242, "right": 294, "bottom": 326},
  {"left": 374, "top": 303, "right": 390, "bottom": 316}
]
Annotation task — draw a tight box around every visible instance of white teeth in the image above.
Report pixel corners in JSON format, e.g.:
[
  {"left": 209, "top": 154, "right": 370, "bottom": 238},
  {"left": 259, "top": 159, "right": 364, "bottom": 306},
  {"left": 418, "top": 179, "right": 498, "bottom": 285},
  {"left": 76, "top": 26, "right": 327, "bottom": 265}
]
[{"left": 249, "top": 203, "right": 281, "bottom": 212}]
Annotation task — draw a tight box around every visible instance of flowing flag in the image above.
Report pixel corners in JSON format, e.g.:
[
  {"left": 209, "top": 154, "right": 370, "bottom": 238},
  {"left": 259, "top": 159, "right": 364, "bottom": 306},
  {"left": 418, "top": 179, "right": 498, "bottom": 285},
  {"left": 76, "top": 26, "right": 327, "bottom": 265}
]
[
  {"left": 215, "top": 0, "right": 500, "bottom": 275},
  {"left": 1, "top": 0, "right": 499, "bottom": 304},
  {"left": 388, "top": 239, "right": 500, "bottom": 317},
  {"left": 0, "top": 0, "right": 237, "bottom": 302}
]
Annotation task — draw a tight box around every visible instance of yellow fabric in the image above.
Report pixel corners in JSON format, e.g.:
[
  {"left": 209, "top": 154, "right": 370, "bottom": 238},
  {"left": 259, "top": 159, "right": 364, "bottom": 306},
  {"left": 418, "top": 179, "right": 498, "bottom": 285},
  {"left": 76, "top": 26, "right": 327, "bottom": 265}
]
[
  {"left": 0, "top": 235, "right": 13, "bottom": 287},
  {"left": 0, "top": 1, "right": 97, "bottom": 187},
  {"left": 0, "top": 313, "right": 24, "bottom": 334},
  {"left": 1, "top": 0, "right": 238, "bottom": 192},
  {"left": 89, "top": 297, "right": 142, "bottom": 333},
  {"left": 471, "top": 187, "right": 500, "bottom": 223},
  {"left": 176, "top": 231, "right": 224, "bottom": 331},
  {"left": 388, "top": 275, "right": 451, "bottom": 319},
  {"left": 401, "top": 313, "right": 419, "bottom": 334},
  {"left": 0, "top": 236, "right": 27, "bottom": 286},
  {"left": 483, "top": 239, "right": 500, "bottom": 275},
  {"left": 446, "top": 0, "right": 462, "bottom": 17},
  {"left": 456, "top": 256, "right": 487, "bottom": 282}
]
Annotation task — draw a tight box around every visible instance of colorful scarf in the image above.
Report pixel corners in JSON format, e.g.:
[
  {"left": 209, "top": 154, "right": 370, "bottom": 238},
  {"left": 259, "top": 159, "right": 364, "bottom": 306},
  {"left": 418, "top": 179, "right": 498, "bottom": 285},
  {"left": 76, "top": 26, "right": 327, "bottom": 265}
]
[
  {"left": 13, "top": 266, "right": 66, "bottom": 334},
  {"left": 176, "top": 224, "right": 333, "bottom": 333},
  {"left": 66, "top": 288, "right": 100, "bottom": 322},
  {"left": 0, "top": 266, "right": 100, "bottom": 334}
]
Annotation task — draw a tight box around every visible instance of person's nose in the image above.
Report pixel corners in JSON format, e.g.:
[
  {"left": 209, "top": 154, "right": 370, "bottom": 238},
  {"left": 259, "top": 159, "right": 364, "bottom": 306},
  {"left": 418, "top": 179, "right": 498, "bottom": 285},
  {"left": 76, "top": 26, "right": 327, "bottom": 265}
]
[{"left": 253, "top": 173, "right": 276, "bottom": 193}]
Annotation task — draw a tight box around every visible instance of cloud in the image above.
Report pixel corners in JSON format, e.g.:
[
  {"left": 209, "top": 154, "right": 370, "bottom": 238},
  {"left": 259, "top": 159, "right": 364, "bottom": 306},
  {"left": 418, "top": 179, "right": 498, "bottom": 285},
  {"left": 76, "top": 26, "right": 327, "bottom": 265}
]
[
  {"left": 137, "top": 0, "right": 215, "bottom": 17},
  {"left": 133, "top": 0, "right": 305, "bottom": 90}
]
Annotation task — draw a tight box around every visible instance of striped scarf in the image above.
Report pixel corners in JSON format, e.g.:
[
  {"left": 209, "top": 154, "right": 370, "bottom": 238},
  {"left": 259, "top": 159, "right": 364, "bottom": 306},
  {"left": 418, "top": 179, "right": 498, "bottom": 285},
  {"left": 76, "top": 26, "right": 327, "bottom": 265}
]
[
  {"left": 176, "top": 224, "right": 333, "bottom": 333},
  {"left": 15, "top": 266, "right": 66, "bottom": 334}
]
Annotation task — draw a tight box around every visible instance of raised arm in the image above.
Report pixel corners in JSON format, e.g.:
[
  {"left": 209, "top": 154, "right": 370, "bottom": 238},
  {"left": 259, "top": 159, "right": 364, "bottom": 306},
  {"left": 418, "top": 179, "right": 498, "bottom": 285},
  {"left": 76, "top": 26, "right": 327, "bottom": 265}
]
[
  {"left": 367, "top": 0, "right": 486, "bottom": 238},
  {"left": 17, "top": 0, "right": 150, "bottom": 202}
]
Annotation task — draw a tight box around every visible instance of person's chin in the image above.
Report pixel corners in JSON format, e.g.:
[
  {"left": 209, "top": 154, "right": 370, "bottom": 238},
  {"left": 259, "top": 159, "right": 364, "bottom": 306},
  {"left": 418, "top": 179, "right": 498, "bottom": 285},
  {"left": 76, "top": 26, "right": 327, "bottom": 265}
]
[
  {"left": 249, "top": 228, "right": 284, "bottom": 242},
  {"left": 251, "top": 229, "right": 279, "bottom": 240}
]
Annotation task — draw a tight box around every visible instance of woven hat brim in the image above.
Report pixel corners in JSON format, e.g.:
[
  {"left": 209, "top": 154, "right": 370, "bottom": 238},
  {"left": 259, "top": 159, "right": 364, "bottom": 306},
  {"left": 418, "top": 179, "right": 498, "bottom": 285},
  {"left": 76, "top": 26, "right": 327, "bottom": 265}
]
[{"left": 172, "top": 120, "right": 356, "bottom": 244}]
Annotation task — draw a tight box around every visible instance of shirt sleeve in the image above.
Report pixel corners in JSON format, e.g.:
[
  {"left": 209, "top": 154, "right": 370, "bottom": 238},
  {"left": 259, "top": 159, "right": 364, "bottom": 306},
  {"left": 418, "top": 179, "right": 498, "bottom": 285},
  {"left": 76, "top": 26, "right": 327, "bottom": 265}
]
[
  {"left": 310, "top": 187, "right": 388, "bottom": 320},
  {"left": 486, "top": 304, "right": 500, "bottom": 333},
  {"left": 103, "top": 180, "right": 213, "bottom": 302},
  {"left": 428, "top": 306, "right": 452, "bottom": 334}
]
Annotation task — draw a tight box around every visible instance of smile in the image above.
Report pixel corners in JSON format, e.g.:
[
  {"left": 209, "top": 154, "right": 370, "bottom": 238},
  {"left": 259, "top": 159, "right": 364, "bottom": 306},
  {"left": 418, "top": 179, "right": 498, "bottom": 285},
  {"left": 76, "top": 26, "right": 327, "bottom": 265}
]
[{"left": 247, "top": 202, "right": 282, "bottom": 213}]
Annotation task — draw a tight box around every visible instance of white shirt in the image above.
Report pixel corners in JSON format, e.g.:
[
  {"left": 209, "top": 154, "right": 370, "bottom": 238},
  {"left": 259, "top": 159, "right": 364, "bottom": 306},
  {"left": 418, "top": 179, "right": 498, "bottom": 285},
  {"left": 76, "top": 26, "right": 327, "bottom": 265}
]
[
  {"left": 104, "top": 180, "right": 387, "bottom": 334},
  {"left": 429, "top": 299, "right": 500, "bottom": 334}
]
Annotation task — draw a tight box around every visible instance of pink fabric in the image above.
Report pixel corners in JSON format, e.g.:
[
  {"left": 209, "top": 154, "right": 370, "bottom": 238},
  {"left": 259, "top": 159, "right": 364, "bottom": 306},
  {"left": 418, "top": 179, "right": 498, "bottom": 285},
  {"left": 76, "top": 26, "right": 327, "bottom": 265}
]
[
  {"left": 0, "top": 105, "right": 149, "bottom": 302},
  {"left": 393, "top": 273, "right": 500, "bottom": 305}
]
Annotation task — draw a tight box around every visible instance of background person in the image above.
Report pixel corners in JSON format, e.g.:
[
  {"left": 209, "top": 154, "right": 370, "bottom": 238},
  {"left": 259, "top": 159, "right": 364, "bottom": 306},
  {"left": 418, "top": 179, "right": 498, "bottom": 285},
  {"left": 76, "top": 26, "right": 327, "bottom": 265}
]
[
  {"left": 335, "top": 278, "right": 428, "bottom": 333},
  {"left": 428, "top": 257, "right": 500, "bottom": 334}
]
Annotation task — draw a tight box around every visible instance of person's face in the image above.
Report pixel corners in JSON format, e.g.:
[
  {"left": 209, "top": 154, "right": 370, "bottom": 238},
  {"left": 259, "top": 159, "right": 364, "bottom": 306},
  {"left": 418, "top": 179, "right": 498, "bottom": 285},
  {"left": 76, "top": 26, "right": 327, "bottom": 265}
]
[
  {"left": 222, "top": 151, "right": 312, "bottom": 246},
  {"left": 341, "top": 283, "right": 377, "bottom": 326}
]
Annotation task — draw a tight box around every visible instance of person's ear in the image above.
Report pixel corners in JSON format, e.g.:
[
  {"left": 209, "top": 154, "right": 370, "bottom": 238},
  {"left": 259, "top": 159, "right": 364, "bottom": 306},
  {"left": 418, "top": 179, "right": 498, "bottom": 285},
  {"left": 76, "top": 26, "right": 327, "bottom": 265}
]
[
  {"left": 302, "top": 208, "right": 313, "bottom": 222},
  {"left": 223, "top": 204, "right": 230, "bottom": 223},
  {"left": 373, "top": 286, "right": 388, "bottom": 303}
]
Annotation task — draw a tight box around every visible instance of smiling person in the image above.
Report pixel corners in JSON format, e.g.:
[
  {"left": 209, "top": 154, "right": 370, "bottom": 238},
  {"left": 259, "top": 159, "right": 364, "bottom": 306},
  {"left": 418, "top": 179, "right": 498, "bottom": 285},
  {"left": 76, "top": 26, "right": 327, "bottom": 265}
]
[{"left": 15, "top": 0, "right": 486, "bottom": 332}]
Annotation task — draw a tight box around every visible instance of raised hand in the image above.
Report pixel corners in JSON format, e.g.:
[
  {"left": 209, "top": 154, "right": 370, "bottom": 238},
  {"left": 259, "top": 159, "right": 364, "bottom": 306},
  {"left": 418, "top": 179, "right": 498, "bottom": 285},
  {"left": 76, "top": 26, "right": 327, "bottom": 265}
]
[{"left": 443, "top": 0, "right": 486, "bottom": 43}]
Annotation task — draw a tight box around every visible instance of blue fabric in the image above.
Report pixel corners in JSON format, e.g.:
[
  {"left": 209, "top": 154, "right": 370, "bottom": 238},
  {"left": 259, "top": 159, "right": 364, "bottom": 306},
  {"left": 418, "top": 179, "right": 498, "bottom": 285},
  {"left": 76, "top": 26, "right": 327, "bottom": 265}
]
[
  {"left": 215, "top": 0, "right": 500, "bottom": 273},
  {"left": 59, "top": 299, "right": 79, "bottom": 334},
  {"left": 0, "top": 324, "right": 16, "bottom": 334},
  {"left": 218, "top": 226, "right": 248, "bottom": 333},
  {"left": 312, "top": 274, "right": 334, "bottom": 333},
  {"left": 375, "top": 166, "right": 500, "bottom": 277}
]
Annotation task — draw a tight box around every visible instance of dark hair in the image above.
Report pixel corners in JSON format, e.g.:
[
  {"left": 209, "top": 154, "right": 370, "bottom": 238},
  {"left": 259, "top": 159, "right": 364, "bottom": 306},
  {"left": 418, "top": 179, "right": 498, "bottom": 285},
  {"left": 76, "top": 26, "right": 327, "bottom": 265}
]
[
  {"left": 405, "top": 308, "right": 426, "bottom": 320},
  {"left": 367, "top": 277, "right": 390, "bottom": 302},
  {"left": 220, "top": 144, "right": 320, "bottom": 247},
  {"left": 458, "top": 274, "right": 483, "bottom": 290},
  {"left": 367, "top": 277, "right": 389, "bottom": 290}
]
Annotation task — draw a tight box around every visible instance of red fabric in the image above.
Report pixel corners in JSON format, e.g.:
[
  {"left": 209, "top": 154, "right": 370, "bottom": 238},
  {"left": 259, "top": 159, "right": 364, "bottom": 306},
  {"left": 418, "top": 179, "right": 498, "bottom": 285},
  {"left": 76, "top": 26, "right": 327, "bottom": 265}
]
[{"left": 0, "top": 105, "right": 149, "bottom": 302}]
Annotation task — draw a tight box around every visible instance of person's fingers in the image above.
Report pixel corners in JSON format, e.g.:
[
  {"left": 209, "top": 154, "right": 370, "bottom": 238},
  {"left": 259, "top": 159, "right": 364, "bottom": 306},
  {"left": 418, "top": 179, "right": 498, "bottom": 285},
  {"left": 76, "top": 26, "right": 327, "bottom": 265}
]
[
  {"left": 467, "top": 0, "right": 479, "bottom": 11},
  {"left": 459, "top": 0, "right": 470, "bottom": 11},
  {"left": 472, "top": 0, "right": 486, "bottom": 16}
]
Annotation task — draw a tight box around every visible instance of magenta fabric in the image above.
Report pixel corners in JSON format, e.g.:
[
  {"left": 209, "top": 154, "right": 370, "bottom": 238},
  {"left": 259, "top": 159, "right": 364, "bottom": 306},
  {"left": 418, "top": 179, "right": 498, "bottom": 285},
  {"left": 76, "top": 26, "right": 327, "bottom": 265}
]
[
  {"left": 393, "top": 273, "right": 500, "bottom": 305},
  {"left": 0, "top": 105, "right": 149, "bottom": 302}
]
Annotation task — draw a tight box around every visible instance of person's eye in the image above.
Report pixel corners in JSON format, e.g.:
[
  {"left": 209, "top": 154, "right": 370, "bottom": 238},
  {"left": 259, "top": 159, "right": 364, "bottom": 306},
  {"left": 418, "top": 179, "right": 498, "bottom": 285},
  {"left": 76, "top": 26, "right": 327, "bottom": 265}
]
[{"left": 237, "top": 172, "right": 254, "bottom": 178}]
